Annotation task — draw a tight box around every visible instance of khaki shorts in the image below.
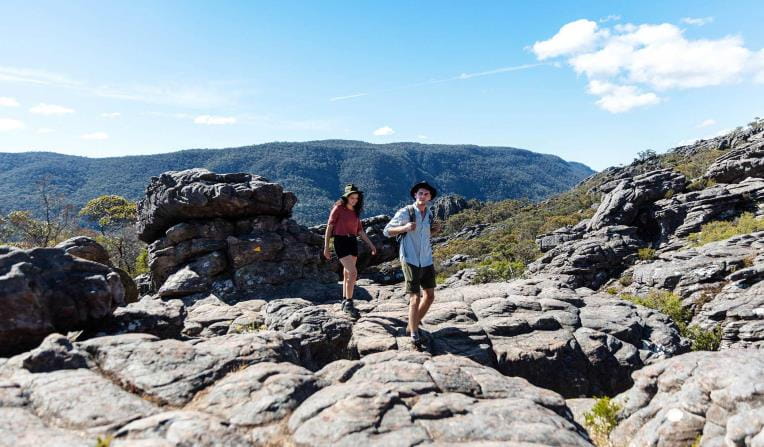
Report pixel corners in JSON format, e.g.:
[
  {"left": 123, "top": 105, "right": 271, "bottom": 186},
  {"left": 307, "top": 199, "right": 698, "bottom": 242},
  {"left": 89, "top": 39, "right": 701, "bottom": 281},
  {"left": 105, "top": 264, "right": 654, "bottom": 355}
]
[{"left": 402, "top": 262, "right": 436, "bottom": 294}]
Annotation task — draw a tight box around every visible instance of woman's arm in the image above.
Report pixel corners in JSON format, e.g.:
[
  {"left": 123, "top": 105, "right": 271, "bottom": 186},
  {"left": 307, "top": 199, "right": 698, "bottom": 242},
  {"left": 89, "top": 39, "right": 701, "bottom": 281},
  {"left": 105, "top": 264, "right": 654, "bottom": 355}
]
[
  {"left": 358, "top": 228, "right": 376, "bottom": 255},
  {"left": 323, "top": 224, "right": 333, "bottom": 260}
]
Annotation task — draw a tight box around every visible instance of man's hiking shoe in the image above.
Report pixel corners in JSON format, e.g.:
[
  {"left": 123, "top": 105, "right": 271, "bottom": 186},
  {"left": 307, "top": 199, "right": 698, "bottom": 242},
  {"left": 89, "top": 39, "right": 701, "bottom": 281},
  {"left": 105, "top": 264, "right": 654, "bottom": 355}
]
[
  {"left": 341, "top": 299, "right": 360, "bottom": 320},
  {"left": 410, "top": 330, "right": 424, "bottom": 349}
]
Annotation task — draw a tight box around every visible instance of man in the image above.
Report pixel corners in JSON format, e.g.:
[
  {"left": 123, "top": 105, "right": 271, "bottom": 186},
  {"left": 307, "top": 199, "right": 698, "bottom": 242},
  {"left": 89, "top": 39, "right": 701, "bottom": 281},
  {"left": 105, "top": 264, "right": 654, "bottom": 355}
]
[{"left": 383, "top": 181, "right": 442, "bottom": 347}]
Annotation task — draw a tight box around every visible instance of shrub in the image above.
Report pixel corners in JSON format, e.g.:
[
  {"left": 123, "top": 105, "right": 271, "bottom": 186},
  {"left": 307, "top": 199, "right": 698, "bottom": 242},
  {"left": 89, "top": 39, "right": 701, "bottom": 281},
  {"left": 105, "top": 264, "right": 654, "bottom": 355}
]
[
  {"left": 618, "top": 272, "right": 633, "bottom": 287},
  {"left": 685, "top": 324, "right": 723, "bottom": 351},
  {"left": 473, "top": 259, "right": 525, "bottom": 284},
  {"left": 95, "top": 435, "right": 113, "bottom": 447},
  {"left": 687, "top": 178, "right": 717, "bottom": 192},
  {"left": 663, "top": 189, "right": 675, "bottom": 199},
  {"left": 687, "top": 213, "right": 764, "bottom": 247},
  {"left": 606, "top": 287, "right": 618, "bottom": 295},
  {"left": 637, "top": 248, "right": 656, "bottom": 261},
  {"left": 584, "top": 397, "right": 621, "bottom": 447},
  {"left": 620, "top": 290, "right": 692, "bottom": 331}
]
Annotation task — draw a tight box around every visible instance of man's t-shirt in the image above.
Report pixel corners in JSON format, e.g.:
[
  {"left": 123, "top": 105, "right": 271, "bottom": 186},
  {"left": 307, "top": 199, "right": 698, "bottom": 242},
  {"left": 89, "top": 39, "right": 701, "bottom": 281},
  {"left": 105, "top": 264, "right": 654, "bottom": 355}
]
[{"left": 328, "top": 205, "right": 363, "bottom": 236}]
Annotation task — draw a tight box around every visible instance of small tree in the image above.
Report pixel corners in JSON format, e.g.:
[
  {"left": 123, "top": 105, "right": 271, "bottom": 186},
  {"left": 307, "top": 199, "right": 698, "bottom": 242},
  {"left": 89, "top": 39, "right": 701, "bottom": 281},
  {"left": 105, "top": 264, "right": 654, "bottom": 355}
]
[
  {"left": 634, "top": 149, "right": 657, "bottom": 163},
  {"left": 79, "top": 195, "right": 137, "bottom": 236},
  {"left": 3, "top": 176, "right": 74, "bottom": 247},
  {"left": 79, "top": 195, "right": 142, "bottom": 274}
]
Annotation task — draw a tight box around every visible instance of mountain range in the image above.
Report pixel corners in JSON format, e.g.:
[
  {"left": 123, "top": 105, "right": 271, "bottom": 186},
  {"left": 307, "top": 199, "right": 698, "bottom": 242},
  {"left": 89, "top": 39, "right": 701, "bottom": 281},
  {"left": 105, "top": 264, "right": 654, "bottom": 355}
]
[{"left": 0, "top": 140, "right": 594, "bottom": 225}]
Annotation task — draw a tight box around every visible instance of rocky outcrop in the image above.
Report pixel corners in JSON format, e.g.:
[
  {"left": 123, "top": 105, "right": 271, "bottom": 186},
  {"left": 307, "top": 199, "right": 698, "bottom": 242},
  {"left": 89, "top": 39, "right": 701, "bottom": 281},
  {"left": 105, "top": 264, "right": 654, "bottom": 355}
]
[
  {"left": 703, "top": 132, "right": 764, "bottom": 183},
  {"left": 139, "top": 169, "right": 337, "bottom": 299},
  {"left": 527, "top": 225, "right": 643, "bottom": 289},
  {"left": 137, "top": 169, "right": 297, "bottom": 243},
  {"left": 431, "top": 193, "right": 475, "bottom": 220},
  {"left": 0, "top": 246, "right": 125, "bottom": 356},
  {"left": 55, "top": 236, "right": 138, "bottom": 304},
  {"left": 610, "top": 350, "right": 764, "bottom": 447},
  {"left": 651, "top": 177, "right": 764, "bottom": 242},
  {"left": 0, "top": 342, "right": 595, "bottom": 446},
  {"left": 587, "top": 168, "right": 686, "bottom": 231},
  {"left": 349, "top": 277, "right": 687, "bottom": 398}
]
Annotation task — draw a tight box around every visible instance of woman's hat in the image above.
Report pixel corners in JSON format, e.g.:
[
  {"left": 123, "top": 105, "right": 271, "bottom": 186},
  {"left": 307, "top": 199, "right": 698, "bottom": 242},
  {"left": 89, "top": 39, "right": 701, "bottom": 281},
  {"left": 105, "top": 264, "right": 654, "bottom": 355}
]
[
  {"left": 410, "top": 181, "right": 437, "bottom": 200},
  {"left": 342, "top": 183, "right": 363, "bottom": 198}
]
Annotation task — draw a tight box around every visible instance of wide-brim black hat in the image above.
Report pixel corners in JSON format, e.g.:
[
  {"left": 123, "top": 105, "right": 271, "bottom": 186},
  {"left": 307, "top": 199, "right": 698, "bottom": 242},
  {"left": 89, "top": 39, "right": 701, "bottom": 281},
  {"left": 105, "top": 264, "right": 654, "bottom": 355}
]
[{"left": 410, "top": 181, "right": 437, "bottom": 200}]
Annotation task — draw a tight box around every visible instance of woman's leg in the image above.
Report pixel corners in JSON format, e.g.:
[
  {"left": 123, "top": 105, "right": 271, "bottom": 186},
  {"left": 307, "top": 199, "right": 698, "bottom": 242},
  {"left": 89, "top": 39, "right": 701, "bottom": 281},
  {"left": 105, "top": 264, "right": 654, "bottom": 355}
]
[{"left": 338, "top": 255, "right": 357, "bottom": 300}]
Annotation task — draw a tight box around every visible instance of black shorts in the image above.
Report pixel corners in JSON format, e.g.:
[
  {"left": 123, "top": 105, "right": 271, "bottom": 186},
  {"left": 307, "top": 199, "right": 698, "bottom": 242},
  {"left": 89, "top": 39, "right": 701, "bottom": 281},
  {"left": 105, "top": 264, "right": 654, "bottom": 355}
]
[
  {"left": 402, "top": 262, "right": 436, "bottom": 294},
  {"left": 333, "top": 235, "right": 358, "bottom": 258}
]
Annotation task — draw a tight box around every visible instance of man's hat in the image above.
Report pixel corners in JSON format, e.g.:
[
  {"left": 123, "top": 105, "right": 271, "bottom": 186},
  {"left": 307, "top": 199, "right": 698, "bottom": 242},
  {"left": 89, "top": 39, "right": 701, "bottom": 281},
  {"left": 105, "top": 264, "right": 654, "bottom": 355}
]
[
  {"left": 410, "top": 181, "right": 437, "bottom": 200},
  {"left": 342, "top": 183, "right": 363, "bottom": 198}
]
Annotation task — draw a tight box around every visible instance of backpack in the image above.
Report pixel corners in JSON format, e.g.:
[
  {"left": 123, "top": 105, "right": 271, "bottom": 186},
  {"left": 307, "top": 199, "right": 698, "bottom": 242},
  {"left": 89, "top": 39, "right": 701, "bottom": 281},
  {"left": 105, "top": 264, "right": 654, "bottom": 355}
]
[{"left": 395, "top": 205, "right": 431, "bottom": 243}]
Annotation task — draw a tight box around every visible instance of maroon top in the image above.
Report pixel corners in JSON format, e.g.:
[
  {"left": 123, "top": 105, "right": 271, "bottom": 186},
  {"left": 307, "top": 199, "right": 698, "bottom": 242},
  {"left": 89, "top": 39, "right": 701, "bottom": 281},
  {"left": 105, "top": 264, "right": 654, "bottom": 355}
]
[{"left": 328, "top": 205, "right": 363, "bottom": 236}]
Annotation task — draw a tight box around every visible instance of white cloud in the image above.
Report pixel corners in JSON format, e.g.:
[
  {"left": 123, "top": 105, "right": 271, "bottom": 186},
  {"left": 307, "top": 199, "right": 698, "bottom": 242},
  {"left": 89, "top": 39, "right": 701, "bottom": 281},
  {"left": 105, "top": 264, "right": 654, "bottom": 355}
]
[
  {"left": 534, "top": 19, "right": 763, "bottom": 112},
  {"left": 29, "top": 103, "right": 75, "bottom": 115},
  {"left": 37, "top": 128, "right": 54, "bottom": 134},
  {"left": 0, "top": 118, "right": 23, "bottom": 132},
  {"left": 600, "top": 15, "right": 621, "bottom": 23},
  {"left": 194, "top": 115, "right": 237, "bottom": 125},
  {"left": 0, "top": 66, "right": 79, "bottom": 86},
  {"left": 330, "top": 93, "right": 369, "bottom": 102},
  {"left": 681, "top": 17, "right": 714, "bottom": 26},
  {"left": 101, "top": 112, "right": 121, "bottom": 118},
  {"left": 532, "top": 19, "right": 608, "bottom": 60},
  {"left": 373, "top": 126, "right": 395, "bottom": 136},
  {"left": 587, "top": 80, "right": 661, "bottom": 113},
  {"left": 697, "top": 118, "right": 716, "bottom": 128},
  {"left": 417, "top": 135, "right": 428, "bottom": 140},
  {"left": 81, "top": 132, "right": 109, "bottom": 140},
  {"left": 0, "top": 97, "right": 19, "bottom": 107}
]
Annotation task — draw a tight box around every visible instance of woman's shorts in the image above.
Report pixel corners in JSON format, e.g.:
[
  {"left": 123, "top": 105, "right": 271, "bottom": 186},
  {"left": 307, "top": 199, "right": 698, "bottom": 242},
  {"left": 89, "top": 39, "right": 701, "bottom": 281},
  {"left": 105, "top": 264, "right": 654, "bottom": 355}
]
[{"left": 333, "top": 235, "right": 359, "bottom": 258}]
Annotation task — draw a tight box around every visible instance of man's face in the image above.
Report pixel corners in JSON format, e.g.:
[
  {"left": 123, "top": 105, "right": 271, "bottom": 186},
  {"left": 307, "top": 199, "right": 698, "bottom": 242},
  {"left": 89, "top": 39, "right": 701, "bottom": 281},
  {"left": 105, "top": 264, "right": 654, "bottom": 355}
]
[{"left": 415, "top": 188, "right": 431, "bottom": 203}]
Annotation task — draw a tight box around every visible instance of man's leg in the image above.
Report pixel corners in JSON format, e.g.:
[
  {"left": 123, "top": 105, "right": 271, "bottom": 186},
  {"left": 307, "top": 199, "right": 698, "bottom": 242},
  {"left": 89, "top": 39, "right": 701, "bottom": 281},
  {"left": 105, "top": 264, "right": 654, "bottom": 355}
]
[
  {"left": 417, "top": 288, "right": 435, "bottom": 324},
  {"left": 408, "top": 292, "right": 421, "bottom": 335},
  {"left": 416, "top": 266, "right": 437, "bottom": 326}
]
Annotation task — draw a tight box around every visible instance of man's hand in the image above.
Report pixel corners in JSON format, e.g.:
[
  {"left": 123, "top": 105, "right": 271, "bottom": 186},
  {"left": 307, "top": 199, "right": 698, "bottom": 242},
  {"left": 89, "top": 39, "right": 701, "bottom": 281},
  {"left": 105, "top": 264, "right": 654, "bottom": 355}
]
[
  {"left": 403, "top": 222, "right": 417, "bottom": 232},
  {"left": 368, "top": 243, "right": 377, "bottom": 256},
  {"left": 323, "top": 247, "right": 331, "bottom": 260}
]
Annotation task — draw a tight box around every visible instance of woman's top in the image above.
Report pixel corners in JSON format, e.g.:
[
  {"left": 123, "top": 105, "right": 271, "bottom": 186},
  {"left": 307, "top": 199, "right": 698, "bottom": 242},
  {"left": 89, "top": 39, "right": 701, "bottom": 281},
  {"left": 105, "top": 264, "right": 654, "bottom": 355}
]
[{"left": 328, "top": 204, "right": 363, "bottom": 236}]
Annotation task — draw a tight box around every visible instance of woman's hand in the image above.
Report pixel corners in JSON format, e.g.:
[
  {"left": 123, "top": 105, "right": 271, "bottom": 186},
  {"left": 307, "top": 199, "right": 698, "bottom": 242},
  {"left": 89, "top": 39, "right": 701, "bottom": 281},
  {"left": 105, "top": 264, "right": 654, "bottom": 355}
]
[{"left": 323, "top": 247, "right": 331, "bottom": 260}]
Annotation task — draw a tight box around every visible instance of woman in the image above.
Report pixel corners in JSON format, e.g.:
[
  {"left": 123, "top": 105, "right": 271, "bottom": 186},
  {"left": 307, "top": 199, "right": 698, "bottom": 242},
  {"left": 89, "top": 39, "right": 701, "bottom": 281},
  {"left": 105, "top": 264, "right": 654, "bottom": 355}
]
[{"left": 324, "top": 183, "right": 376, "bottom": 319}]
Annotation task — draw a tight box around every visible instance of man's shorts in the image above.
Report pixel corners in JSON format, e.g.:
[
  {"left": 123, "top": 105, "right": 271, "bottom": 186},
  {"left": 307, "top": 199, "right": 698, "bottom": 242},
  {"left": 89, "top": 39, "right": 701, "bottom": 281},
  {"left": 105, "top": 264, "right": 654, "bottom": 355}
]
[{"left": 402, "top": 262, "right": 436, "bottom": 294}]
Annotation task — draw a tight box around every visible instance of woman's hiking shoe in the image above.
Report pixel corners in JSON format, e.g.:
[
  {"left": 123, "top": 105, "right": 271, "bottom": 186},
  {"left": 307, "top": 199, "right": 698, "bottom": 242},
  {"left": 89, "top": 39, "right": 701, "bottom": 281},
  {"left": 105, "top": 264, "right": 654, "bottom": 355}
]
[{"left": 341, "top": 299, "right": 360, "bottom": 320}]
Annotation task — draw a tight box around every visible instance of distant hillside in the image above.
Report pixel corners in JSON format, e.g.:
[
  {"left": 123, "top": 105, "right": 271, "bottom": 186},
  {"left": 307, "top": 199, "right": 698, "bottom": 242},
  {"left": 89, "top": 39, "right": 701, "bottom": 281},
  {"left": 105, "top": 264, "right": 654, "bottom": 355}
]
[{"left": 0, "top": 140, "right": 594, "bottom": 225}]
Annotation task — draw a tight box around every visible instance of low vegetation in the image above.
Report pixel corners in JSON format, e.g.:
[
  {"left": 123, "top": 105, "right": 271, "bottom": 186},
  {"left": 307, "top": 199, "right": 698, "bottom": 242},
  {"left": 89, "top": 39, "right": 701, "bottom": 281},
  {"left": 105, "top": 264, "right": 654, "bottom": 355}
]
[
  {"left": 583, "top": 396, "right": 621, "bottom": 447},
  {"left": 620, "top": 290, "right": 722, "bottom": 351},
  {"left": 687, "top": 212, "right": 764, "bottom": 247}
]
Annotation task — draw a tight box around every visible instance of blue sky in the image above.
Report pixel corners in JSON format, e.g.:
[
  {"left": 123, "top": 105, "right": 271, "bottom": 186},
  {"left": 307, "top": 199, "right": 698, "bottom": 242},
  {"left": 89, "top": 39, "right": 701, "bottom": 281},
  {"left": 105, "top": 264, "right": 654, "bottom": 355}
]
[{"left": 0, "top": 1, "right": 763, "bottom": 170}]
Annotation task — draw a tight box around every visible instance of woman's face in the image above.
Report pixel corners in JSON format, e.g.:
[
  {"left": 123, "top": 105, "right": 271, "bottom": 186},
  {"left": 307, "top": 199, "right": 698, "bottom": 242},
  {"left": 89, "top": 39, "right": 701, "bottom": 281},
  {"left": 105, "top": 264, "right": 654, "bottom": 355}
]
[{"left": 347, "top": 193, "right": 359, "bottom": 206}]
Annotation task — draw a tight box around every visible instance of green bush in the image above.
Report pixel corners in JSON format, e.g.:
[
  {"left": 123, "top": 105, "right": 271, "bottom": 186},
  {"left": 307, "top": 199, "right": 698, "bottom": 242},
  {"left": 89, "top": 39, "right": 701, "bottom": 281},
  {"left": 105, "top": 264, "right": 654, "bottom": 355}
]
[
  {"left": 687, "top": 178, "right": 717, "bottom": 192},
  {"left": 584, "top": 397, "right": 621, "bottom": 446},
  {"left": 687, "top": 213, "right": 764, "bottom": 247},
  {"left": 618, "top": 272, "right": 633, "bottom": 287},
  {"left": 620, "top": 290, "right": 692, "bottom": 331},
  {"left": 685, "top": 324, "right": 723, "bottom": 351},
  {"left": 473, "top": 259, "right": 525, "bottom": 284},
  {"left": 134, "top": 248, "right": 149, "bottom": 275},
  {"left": 637, "top": 248, "right": 656, "bottom": 261}
]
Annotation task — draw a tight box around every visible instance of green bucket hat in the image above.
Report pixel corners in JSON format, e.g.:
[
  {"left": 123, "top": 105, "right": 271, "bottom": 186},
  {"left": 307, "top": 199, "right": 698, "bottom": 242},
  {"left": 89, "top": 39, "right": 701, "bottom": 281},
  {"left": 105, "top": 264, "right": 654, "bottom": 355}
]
[{"left": 342, "top": 183, "right": 363, "bottom": 198}]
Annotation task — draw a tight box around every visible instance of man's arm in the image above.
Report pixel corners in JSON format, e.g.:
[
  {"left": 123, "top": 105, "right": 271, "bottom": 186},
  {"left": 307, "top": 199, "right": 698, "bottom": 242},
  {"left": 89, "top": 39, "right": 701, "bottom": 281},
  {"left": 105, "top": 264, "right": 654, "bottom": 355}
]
[{"left": 383, "top": 208, "right": 412, "bottom": 237}]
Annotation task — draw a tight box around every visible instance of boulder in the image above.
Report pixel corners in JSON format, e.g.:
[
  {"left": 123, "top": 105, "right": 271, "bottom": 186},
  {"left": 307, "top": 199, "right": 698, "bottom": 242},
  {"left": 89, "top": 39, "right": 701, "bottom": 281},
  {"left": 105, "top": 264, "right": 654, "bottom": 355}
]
[
  {"left": 611, "top": 350, "right": 764, "bottom": 447},
  {"left": 703, "top": 134, "right": 764, "bottom": 183},
  {"left": 137, "top": 169, "right": 296, "bottom": 243},
  {"left": 0, "top": 246, "right": 125, "bottom": 356}
]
